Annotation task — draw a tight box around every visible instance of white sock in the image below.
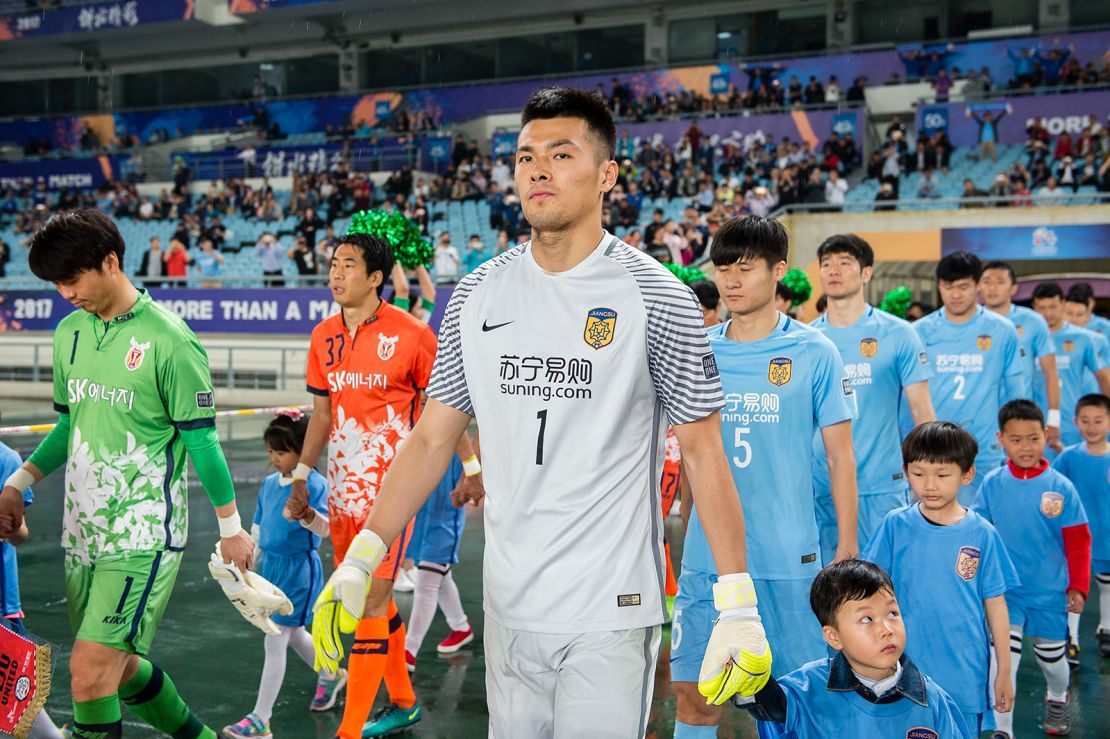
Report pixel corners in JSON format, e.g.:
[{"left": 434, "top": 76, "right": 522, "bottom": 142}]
[
  {"left": 1099, "top": 574, "right": 1110, "bottom": 632},
  {"left": 993, "top": 628, "right": 1022, "bottom": 735},
  {"left": 1033, "top": 638, "right": 1069, "bottom": 700},
  {"left": 1067, "top": 612, "right": 1081, "bottom": 644},
  {"left": 288, "top": 625, "right": 334, "bottom": 677},
  {"left": 252, "top": 628, "right": 292, "bottom": 722},
  {"left": 30, "top": 709, "right": 64, "bottom": 739},
  {"left": 438, "top": 568, "right": 469, "bottom": 632},
  {"left": 406, "top": 563, "right": 448, "bottom": 655}
]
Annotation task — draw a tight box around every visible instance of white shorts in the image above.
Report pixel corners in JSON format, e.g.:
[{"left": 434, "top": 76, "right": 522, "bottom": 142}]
[{"left": 484, "top": 618, "right": 662, "bottom": 738}]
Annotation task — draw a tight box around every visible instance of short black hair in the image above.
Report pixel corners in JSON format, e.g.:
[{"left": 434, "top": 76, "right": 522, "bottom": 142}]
[
  {"left": 333, "top": 232, "right": 395, "bottom": 289},
  {"left": 981, "top": 260, "right": 1016, "bottom": 283},
  {"left": 936, "top": 251, "right": 982, "bottom": 283},
  {"left": 901, "top": 421, "right": 978, "bottom": 472},
  {"left": 520, "top": 87, "right": 616, "bottom": 162},
  {"left": 1065, "top": 282, "right": 1095, "bottom": 305},
  {"left": 710, "top": 215, "right": 789, "bottom": 268},
  {"left": 810, "top": 559, "right": 896, "bottom": 628},
  {"left": 1032, "top": 282, "right": 1064, "bottom": 302},
  {"left": 816, "top": 234, "right": 874, "bottom": 269},
  {"left": 264, "top": 413, "right": 309, "bottom": 455},
  {"left": 690, "top": 280, "right": 720, "bottom": 311},
  {"left": 999, "top": 399, "right": 1044, "bottom": 431},
  {"left": 1075, "top": 393, "right": 1110, "bottom": 417},
  {"left": 28, "top": 209, "right": 126, "bottom": 283},
  {"left": 776, "top": 282, "right": 794, "bottom": 302}
]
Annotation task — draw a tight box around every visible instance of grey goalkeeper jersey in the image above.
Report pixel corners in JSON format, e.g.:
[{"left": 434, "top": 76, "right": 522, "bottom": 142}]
[{"left": 427, "top": 232, "right": 724, "bottom": 633}]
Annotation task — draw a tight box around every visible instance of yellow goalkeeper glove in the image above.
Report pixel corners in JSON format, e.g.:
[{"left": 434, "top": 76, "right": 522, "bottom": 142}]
[
  {"left": 698, "top": 573, "right": 773, "bottom": 705},
  {"left": 311, "top": 529, "right": 386, "bottom": 673}
]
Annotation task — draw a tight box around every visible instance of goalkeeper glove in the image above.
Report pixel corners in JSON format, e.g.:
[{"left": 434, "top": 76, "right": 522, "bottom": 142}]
[
  {"left": 698, "top": 573, "right": 772, "bottom": 705},
  {"left": 311, "top": 529, "right": 386, "bottom": 673},
  {"left": 208, "top": 543, "right": 293, "bottom": 636}
]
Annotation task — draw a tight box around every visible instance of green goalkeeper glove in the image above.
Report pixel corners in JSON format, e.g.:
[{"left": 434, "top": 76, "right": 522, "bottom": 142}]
[
  {"left": 311, "top": 529, "right": 386, "bottom": 673},
  {"left": 698, "top": 573, "right": 773, "bottom": 704}
]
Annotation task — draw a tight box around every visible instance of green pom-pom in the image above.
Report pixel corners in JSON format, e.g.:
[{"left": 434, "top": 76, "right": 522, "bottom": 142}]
[
  {"left": 879, "top": 285, "right": 914, "bottom": 319},
  {"left": 662, "top": 262, "right": 708, "bottom": 286},
  {"left": 346, "top": 209, "right": 434, "bottom": 268},
  {"left": 782, "top": 269, "right": 812, "bottom": 307}
]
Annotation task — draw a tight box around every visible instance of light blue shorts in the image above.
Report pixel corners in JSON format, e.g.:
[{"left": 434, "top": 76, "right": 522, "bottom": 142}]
[
  {"left": 670, "top": 569, "right": 825, "bottom": 683},
  {"left": 1007, "top": 594, "right": 1067, "bottom": 641},
  {"left": 816, "top": 490, "right": 909, "bottom": 563}
]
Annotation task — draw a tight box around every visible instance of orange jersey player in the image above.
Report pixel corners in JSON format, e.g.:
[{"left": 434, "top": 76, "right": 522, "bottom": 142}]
[{"left": 288, "top": 232, "right": 436, "bottom": 739}]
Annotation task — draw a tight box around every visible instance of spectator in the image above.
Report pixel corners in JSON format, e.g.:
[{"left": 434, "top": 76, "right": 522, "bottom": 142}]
[
  {"left": 163, "top": 238, "right": 191, "bottom": 285},
  {"left": 846, "top": 76, "right": 866, "bottom": 103},
  {"left": 875, "top": 181, "right": 898, "bottom": 211},
  {"left": 1008, "top": 46, "right": 1036, "bottom": 86},
  {"left": 494, "top": 229, "right": 512, "bottom": 256},
  {"left": 1056, "top": 156, "right": 1080, "bottom": 192},
  {"left": 932, "top": 68, "right": 953, "bottom": 102},
  {"left": 433, "top": 232, "right": 461, "bottom": 283},
  {"left": 881, "top": 144, "right": 902, "bottom": 197},
  {"left": 316, "top": 225, "right": 337, "bottom": 265},
  {"left": 0, "top": 238, "right": 8, "bottom": 278},
  {"left": 959, "top": 178, "right": 988, "bottom": 207},
  {"left": 297, "top": 207, "right": 325, "bottom": 249},
  {"left": 254, "top": 232, "right": 285, "bottom": 286},
  {"left": 825, "top": 75, "right": 842, "bottom": 103},
  {"left": 238, "top": 144, "right": 257, "bottom": 177},
  {"left": 824, "top": 169, "right": 848, "bottom": 210},
  {"left": 625, "top": 228, "right": 643, "bottom": 249},
  {"left": 138, "top": 237, "right": 165, "bottom": 288},
  {"left": 914, "top": 167, "right": 941, "bottom": 199},
  {"left": 747, "top": 185, "right": 777, "bottom": 217},
  {"left": 195, "top": 238, "right": 226, "bottom": 288},
  {"left": 287, "top": 235, "right": 318, "bottom": 277},
  {"left": 1035, "top": 176, "right": 1068, "bottom": 204},
  {"left": 969, "top": 105, "right": 1009, "bottom": 162}
]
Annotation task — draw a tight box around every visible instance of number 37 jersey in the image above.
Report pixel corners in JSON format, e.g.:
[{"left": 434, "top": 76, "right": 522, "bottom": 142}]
[{"left": 427, "top": 234, "right": 724, "bottom": 633}]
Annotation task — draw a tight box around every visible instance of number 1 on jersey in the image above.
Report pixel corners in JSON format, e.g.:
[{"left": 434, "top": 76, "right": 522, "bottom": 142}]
[{"left": 536, "top": 409, "right": 548, "bottom": 465}]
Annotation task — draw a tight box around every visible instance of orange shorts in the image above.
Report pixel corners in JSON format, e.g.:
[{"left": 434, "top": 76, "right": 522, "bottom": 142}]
[
  {"left": 330, "top": 514, "right": 416, "bottom": 582},
  {"left": 661, "top": 468, "right": 680, "bottom": 518}
]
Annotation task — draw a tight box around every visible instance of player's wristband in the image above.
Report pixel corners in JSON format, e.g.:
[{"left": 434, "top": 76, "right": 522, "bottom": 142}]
[
  {"left": 218, "top": 511, "right": 243, "bottom": 538},
  {"left": 462, "top": 455, "right": 482, "bottom": 477},
  {"left": 291, "top": 463, "right": 312, "bottom": 481},
  {"left": 344, "top": 529, "right": 387, "bottom": 574},
  {"left": 420, "top": 297, "right": 436, "bottom": 312},
  {"left": 713, "top": 573, "right": 759, "bottom": 619},
  {"left": 3, "top": 468, "right": 34, "bottom": 494},
  {"left": 1047, "top": 409, "right": 1061, "bottom": 428}
]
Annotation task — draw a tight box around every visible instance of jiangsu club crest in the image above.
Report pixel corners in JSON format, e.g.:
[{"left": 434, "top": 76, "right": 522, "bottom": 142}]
[
  {"left": 377, "top": 333, "right": 399, "bottom": 361},
  {"left": 1040, "top": 491, "right": 1064, "bottom": 518},
  {"left": 768, "top": 357, "right": 792, "bottom": 386},
  {"left": 583, "top": 307, "right": 618, "bottom": 350},
  {"left": 859, "top": 337, "right": 878, "bottom": 358},
  {"left": 976, "top": 334, "right": 992, "bottom": 351},
  {"left": 125, "top": 337, "right": 150, "bottom": 371},
  {"left": 955, "top": 546, "right": 980, "bottom": 581}
]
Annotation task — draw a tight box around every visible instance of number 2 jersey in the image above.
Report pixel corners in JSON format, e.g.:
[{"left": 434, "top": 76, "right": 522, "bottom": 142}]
[
  {"left": 426, "top": 234, "right": 724, "bottom": 633},
  {"left": 306, "top": 302, "right": 437, "bottom": 525},
  {"left": 914, "top": 306, "right": 1024, "bottom": 472},
  {"left": 683, "top": 314, "right": 856, "bottom": 580}
]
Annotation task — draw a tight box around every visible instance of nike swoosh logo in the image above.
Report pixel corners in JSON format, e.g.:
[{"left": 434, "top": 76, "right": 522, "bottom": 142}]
[{"left": 482, "top": 319, "right": 514, "bottom": 332}]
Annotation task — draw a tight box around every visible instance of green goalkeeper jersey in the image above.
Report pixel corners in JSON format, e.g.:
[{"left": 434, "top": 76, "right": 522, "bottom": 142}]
[{"left": 51, "top": 290, "right": 216, "bottom": 564}]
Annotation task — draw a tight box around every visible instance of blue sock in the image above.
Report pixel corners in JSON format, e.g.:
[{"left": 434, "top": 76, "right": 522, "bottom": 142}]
[{"left": 674, "top": 721, "right": 718, "bottom": 738}]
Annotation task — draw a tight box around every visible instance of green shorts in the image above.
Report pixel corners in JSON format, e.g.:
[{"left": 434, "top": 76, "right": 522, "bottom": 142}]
[{"left": 65, "top": 550, "right": 182, "bottom": 655}]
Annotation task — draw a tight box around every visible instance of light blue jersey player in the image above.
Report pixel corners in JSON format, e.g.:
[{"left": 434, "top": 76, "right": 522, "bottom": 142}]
[
  {"left": 812, "top": 235, "right": 935, "bottom": 557},
  {"left": 1065, "top": 282, "right": 1110, "bottom": 340},
  {"left": 1032, "top": 283, "right": 1110, "bottom": 447},
  {"left": 914, "top": 252, "right": 1025, "bottom": 502},
  {"left": 672, "top": 217, "right": 858, "bottom": 737},
  {"left": 972, "top": 400, "right": 1092, "bottom": 738},
  {"left": 863, "top": 419, "right": 1019, "bottom": 734},
  {"left": 979, "top": 261, "right": 1062, "bottom": 449},
  {"left": 1053, "top": 394, "right": 1110, "bottom": 658}
]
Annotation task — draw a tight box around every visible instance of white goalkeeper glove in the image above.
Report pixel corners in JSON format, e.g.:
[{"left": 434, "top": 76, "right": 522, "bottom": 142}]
[
  {"left": 311, "top": 529, "right": 386, "bottom": 673},
  {"left": 698, "top": 573, "right": 773, "bottom": 704},
  {"left": 208, "top": 542, "right": 293, "bottom": 637}
]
